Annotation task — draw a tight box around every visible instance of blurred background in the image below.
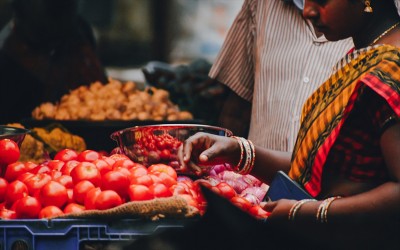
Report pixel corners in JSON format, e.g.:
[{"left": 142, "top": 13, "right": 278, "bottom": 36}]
[
  {"left": 0, "top": 0, "right": 243, "bottom": 77},
  {"left": 0, "top": 0, "right": 244, "bottom": 150}
]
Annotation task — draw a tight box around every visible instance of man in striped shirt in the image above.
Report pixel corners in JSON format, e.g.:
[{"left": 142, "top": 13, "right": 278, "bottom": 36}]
[{"left": 211, "top": 0, "right": 353, "bottom": 152}]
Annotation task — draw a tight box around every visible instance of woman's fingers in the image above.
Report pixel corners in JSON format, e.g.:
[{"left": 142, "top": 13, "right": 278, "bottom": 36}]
[
  {"left": 261, "top": 201, "right": 278, "bottom": 212},
  {"left": 178, "top": 132, "right": 238, "bottom": 174}
]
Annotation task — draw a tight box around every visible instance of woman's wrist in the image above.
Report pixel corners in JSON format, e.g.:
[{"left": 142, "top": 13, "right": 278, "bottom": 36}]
[
  {"left": 230, "top": 136, "right": 255, "bottom": 175},
  {"left": 288, "top": 197, "right": 342, "bottom": 224}
]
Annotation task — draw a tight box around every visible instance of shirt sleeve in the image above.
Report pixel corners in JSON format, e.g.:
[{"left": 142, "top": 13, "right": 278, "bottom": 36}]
[{"left": 208, "top": 0, "right": 257, "bottom": 102}]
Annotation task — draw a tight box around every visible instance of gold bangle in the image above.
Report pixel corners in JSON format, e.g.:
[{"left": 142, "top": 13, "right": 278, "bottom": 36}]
[
  {"left": 316, "top": 196, "right": 341, "bottom": 223},
  {"left": 322, "top": 196, "right": 341, "bottom": 223},
  {"left": 316, "top": 199, "right": 329, "bottom": 223},
  {"left": 238, "top": 137, "right": 252, "bottom": 174},
  {"left": 231, "top": 136, "right": 244, "bottom": 172},
  {"left": 247, "top": 139, "right": 256, "bottom": 174},
  {"left": 288, "top": 199, "right": 316, "bottom": 221}
]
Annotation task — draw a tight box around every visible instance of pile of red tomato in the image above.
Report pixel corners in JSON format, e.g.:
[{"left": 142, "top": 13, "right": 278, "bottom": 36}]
[
  {"left": 0, "top": 138, "right": 269, "bottom": 220},
  {"left": 134, "top": 128, "right": 182, "bottom": 166},
  {"left": 0, "top": 141, "right": 206, "bottom": 219}
]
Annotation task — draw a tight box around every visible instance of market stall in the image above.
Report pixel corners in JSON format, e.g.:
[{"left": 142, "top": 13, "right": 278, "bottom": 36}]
[{"left": 0, "top": 119, "right": 269, "bottom": 249}]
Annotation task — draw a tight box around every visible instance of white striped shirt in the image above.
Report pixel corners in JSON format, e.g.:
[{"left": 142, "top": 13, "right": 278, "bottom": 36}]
[{"left": 209, "top": 0, "right": 354, "bottom": 152}]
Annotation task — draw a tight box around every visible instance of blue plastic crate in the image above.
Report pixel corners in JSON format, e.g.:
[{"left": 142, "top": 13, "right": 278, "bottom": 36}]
[{"left": 0, "top": 218, "right": 190, "bottom": 249}]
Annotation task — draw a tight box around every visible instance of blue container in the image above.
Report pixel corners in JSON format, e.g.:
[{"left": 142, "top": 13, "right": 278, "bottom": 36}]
[{"left": 0, "top": 218, "right": 189, "bottom": 249}]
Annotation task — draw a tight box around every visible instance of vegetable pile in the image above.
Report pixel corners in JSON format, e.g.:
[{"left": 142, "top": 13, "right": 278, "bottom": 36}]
[
  {"left": 0, "top": 139, "right": 270, "bottom": 220},
  {"left": 31, "top": 79, "right": 193, "bottom": 121}
]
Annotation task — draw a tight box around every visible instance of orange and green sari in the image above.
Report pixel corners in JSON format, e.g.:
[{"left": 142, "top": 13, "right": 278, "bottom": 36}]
[{"left": 289, "top": 45, "right": 400, "bottom": 197}]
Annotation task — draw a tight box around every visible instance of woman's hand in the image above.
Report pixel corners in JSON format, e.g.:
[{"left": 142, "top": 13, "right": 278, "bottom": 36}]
[
  {"left": 261, "top": 199, "right": 296, "bottom": 222},
  {"left": 178, "top": 132, "right": 240, "bottom": 175}
]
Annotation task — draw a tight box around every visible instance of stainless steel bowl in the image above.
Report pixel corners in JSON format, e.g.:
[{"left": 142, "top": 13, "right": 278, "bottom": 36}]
[
  {"left": 110, "top": 124, "right": 232, "bottom": 169},
  {"left": 0, "top": 125, "right": 30, "bottom": 147}
]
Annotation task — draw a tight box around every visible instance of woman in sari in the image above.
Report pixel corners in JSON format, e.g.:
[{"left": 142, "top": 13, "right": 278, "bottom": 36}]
[{"left": 179, "top": 0, "right": 400, "bottom": 248}]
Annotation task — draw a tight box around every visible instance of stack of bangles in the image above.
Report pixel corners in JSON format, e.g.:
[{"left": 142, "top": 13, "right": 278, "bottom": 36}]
[
  {"left": 288, "top": 196, "right": 342, "bottom": 223},
  {"left": 231, "top": 136, "right": 255, "bottom": 175}
]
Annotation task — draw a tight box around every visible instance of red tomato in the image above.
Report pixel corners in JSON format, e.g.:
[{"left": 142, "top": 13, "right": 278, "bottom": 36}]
[
  {"left": 48, "top": 170, "right": 62, "bottom": 179},
  {"left": 38, "top": 205, "right": 64, "bottom": 219},
  {"left": 248, "top": 205, "right": 270, "bottom": 219},
  {"left": 4, "top": 162, "right": 27, "bottom": 182},
  {"left": 177, "top": 181, "right": 195, "bottom": 194},
  {"left": 230, "top": 196, "right": 253, "bottom": 211},
  {"left": 15, "top": 196, "right": 42, "bottom": 219},
  {"left": 170, "top": 182, "right": 190, "bottom": 196},
  {"left": 24, "top": 173, "right": 52, "bottom": 196},
  {"left": 73, "top": 180, "right": 95, "bottom": 205},
  {"left": 70, "top": 162, "right": 101, "bottom": 186},
  {"left": 155, "top": 172, "right": 177, "bottom": 187},
  {"left": 146, "top": 143, "right": 156, "bottom": 151},
  {"left": 177, "top": 177, "right": 195, "bottom": 188},
  {"left": 92, "top": 159, "right": 112, "bottom": 175},
  {"left": 77, "top": 150, "right": 101, "bottom": 162},
  {"left": 129, "top": 166, "right": 148, "bottom": 180},
  {"left": 101, "top": 170, "right": 130, "bottom": 199},
  {"left": 60, "top": 160, "right": 80, "bottom": 175},
  {"left": 149, "top": 174, "right": 162, "bottom": 184},
  {"left": 159, "top": 149, "right": 171, "bottom": 160},
  {"left": 128, "top": 184, "right": 154, "bottom": 201},
  {"left": 5, "top": 180, "right": 28, "bottom": 207},
  {"left": 46, "top": 160, "right": 65, "bottom": 171},
  {"left": 0, "top": 177, "right": 8, "bottom": 202},
  {"left": 132, "top": 162, "right": 146, "bottom": 169},
  {"left": 24, "top": 161, "right": 38, "bottom": 171},
  {"left": 30, "top": 164, "right": 51, "bottom": 175},
  {"left": 0, "top": 208, "right": 17, "bottom": 219},
  {"left": 67, "top": 189, "right": 74, "bottom": 204},
  {"left": 112, "top": 159, "right": 135, "bottom": 170},
  {"left": 17, "top": 172, "right": 35, "bottom": 183},
  {"left": 54, "top": 149, "right": 78, "bottom": 162},
  {"left": 113, "top": 167, "right": 131, "bottom": 179},
  {"left": 130, "top": 174, "right": 154, "bottom": 187},
  {"left": 148, "top": 164, "right": 177, "bottom": 180},
  {"left": 54, "top": 175, "right": 73, "bottom": 189},
  {"left": 98, "top": 150, "right": 109, "bottom": 157},
  {"left": 216, "top": 182, "right": 237, "bottom": 200},
  {"left": 148, "top": 183, "right": 172, "bottom": 198},
  {"left": 84, "top": 187, "right": 101, "bottom": 210},
  {"left": 155, "top": 140, "right": 166, "bottom": 150},
  {"left": 63, "top": 203, "right": 85, "bottom": 214},
  {"left": 95, "top": 190, "right": 123, "bottom": 210},
  {"left": 0, "top": 139, "right": 20, "bottom": 166},
  {"left": 108, "top": 153, "right": 130, "bottom": 162},
  {"left": 40, "top": 181, "right": 68, "bottom": 208},
  {"left": 101, "top": 156, "right": 116, "bottom": 167}
]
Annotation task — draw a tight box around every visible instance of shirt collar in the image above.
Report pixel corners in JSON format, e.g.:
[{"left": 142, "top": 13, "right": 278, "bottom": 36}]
[
  {"left": 292, "top": 0, "right": 304, "bottom": 10},
  {"left": 282, "top": 0, "right": 304, "bottom": 10}
]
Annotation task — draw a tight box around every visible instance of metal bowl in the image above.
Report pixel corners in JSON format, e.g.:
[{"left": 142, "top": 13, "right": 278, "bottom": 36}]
[
  {"left": 0, "top": 125, "right": 30, "bottom": 147},
  {"left": 110, "top": 124, "right": 232, "bottom": 170}
]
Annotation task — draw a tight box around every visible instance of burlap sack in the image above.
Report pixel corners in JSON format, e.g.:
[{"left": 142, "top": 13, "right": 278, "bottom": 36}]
[{"left": 56, "top": 195, "right": 200, "bottom": 221}]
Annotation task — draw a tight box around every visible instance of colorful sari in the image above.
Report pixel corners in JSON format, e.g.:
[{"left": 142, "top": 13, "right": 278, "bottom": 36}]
[{"left": 289, "top": 45, "right": 400, "bottom": 197}]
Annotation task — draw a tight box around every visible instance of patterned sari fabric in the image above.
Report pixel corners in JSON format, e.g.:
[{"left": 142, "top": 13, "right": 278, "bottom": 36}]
[{"left": 289, "top": 45, "right": 400, "bottom": 197}]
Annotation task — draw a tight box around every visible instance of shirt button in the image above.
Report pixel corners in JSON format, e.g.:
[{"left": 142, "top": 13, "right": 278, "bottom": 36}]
[{"left": 303, "top": 77, "right": 310, "bottom": 83}]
